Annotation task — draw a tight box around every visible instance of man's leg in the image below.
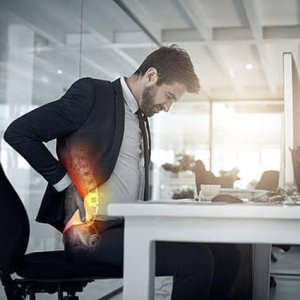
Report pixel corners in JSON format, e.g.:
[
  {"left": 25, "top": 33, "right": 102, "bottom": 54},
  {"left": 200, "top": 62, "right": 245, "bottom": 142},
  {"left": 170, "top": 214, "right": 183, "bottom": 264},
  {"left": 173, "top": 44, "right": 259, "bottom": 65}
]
[
  {"left": 208, "top": 243, "right": 241, "bottom": 300},
  {"left": 63, "top": 220, "right": 124, "bottom": 266},
  {"left": 156, "top": 241, "right": 214, "bottom": 300},
  {"left": 64, "top": 222, "right": 214, "bottom": 300}
]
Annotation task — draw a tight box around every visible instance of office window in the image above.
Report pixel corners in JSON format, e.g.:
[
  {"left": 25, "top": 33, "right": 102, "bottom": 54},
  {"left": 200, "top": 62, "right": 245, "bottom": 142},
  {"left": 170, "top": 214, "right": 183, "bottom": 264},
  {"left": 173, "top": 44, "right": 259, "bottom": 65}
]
[
  {"left": 151, "top": 101, "right": 210, "bottom": 199},
  {"left": 0, "top": 0, "right": 82, "bottom": 252},
  {"left": 212, "top": 101, "right": 282, "bottom": 188}
]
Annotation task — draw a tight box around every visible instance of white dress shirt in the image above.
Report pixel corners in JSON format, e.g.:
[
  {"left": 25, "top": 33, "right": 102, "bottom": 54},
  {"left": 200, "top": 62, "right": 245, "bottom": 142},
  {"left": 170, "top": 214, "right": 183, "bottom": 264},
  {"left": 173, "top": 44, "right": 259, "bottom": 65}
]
[{"left": 56, "top": 77, "right": 145, "bottom": 221}]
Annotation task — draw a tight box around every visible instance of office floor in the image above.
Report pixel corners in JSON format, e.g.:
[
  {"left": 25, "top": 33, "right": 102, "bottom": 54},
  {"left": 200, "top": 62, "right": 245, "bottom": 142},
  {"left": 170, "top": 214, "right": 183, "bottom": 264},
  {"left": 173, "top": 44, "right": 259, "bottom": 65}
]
[
  {"left": 75, "top": 273, "right": 300, "bottom": 300},
  {"left": 1, "top": 248, "right": 300, "bottom": 300},
  {"left": 1, "top": 276, "right": 300, "bottom": 299}
]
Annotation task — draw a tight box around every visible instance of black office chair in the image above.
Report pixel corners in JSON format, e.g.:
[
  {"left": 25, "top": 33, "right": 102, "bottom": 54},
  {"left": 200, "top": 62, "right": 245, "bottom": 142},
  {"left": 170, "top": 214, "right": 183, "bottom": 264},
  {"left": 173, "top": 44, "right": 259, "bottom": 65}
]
[{"left": 0, "top": 163, "right": 122, "bottom": 300}]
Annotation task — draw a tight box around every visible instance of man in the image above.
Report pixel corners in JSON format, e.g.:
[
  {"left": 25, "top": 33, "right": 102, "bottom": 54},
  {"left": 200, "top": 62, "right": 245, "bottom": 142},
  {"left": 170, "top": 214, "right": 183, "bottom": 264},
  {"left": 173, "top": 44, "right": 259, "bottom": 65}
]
[{"left": 4, "top": 45, "right": 240, "bottom": 300}]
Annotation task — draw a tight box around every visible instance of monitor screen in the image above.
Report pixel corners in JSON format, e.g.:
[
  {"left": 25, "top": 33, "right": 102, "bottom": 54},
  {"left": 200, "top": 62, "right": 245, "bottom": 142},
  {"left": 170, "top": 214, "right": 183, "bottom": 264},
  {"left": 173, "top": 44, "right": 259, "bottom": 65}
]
[
  {"left": 291, "top": 147, "right": 300, "bottom": 192},
  {"left": 281, "top": 52, "right": 300, "bottom": 189}
]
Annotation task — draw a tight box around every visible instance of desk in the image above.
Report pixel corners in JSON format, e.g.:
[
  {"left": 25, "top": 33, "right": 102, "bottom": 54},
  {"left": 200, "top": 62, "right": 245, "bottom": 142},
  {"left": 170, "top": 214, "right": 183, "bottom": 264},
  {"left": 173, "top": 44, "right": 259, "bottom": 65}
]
[{"left": 108, "top": 201, "right": 300, "bottom": 300}]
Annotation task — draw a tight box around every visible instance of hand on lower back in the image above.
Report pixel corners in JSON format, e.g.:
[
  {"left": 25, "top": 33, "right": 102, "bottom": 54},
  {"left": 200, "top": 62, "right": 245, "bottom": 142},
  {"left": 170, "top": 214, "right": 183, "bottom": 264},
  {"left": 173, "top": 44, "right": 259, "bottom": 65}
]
[{"left": 64, "top": 183, "right": 86, "bottom": 224}]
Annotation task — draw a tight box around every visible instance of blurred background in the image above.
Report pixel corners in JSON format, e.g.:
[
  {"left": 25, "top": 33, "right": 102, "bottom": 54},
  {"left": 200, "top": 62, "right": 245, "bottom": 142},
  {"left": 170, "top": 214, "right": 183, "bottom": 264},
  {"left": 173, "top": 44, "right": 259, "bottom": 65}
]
[{"left": 0, "top": 1, "right": 300, "bottom": 298}]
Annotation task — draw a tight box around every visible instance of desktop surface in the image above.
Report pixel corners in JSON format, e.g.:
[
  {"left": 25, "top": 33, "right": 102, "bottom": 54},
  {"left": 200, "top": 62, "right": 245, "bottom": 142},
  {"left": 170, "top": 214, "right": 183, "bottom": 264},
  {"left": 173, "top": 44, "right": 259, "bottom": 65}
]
[
  {"left": 108, "top": 200, "right": 300, "bottom": 220},
  {"left": 108, "top": 199, "right": 300, "bottom": 300}
]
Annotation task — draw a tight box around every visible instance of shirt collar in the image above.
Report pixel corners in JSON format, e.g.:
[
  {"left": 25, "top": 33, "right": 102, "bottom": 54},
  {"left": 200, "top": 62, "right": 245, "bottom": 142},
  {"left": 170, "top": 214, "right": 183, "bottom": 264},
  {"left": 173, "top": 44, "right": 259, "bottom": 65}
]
[{"left": 120, "top": 77, "right": 139, "bottom": 114}]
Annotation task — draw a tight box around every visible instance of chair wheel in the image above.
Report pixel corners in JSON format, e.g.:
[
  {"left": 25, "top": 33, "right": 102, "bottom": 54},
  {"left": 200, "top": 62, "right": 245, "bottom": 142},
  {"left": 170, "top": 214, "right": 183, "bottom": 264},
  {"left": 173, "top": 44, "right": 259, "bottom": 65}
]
[
  {"left": 271, "top": 252, "right": 277, "bottom": 263},
  {"left": 270, "top": 276, "right": 277, "bottom": 288}
]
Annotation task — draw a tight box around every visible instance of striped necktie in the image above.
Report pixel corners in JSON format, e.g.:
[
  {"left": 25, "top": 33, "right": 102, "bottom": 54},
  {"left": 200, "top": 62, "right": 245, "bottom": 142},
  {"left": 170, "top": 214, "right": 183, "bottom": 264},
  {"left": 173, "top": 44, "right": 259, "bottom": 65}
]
[{"left": 136, "top": 109, "right": 151, "bottom": 200}]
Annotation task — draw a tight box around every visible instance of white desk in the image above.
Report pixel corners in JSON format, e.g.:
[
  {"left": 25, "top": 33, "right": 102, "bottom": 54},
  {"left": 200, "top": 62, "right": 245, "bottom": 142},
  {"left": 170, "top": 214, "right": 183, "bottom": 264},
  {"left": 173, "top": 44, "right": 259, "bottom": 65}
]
[{"left": 108, "top": 201, "right": 300, "bottom": 300}]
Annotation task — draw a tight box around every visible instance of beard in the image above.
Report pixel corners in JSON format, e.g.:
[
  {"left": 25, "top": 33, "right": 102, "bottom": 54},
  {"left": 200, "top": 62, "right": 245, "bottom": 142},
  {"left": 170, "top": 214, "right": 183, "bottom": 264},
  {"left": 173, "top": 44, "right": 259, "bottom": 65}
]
[{"left": 140, "top": 85, "right": 163, "bottom": 117}]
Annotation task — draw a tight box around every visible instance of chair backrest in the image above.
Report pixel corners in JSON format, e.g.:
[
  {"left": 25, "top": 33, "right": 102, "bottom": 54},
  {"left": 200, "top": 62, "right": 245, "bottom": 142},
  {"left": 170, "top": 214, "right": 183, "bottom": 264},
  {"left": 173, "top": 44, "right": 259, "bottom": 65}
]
[
  {"left": 291, "top": 147, "right": 300, "bottom": 192},
  {"left": 255, "top": 170, "right": 279, "bottom": 191},
  {"left": 0, "top": 164, "right": 30, "bottom": 274},
  {"left": 195, "top": 160, "right": 218, "bottom": 194},
  {"left": 195, "top": 160, "right": 238, "bottom": 194}
]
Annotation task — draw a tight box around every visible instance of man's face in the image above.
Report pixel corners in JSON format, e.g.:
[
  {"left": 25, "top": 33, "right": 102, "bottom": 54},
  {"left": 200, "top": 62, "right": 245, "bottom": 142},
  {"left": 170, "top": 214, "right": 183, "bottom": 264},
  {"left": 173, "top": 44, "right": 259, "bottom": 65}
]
[{"left": 140, "top": 81, "right": 187, "bottom": 117}]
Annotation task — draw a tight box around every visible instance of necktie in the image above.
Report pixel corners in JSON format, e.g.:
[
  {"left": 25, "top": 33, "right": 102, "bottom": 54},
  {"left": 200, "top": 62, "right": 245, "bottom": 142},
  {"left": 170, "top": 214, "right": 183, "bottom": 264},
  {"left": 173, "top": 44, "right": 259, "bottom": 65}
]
[{"left": 136, "top": 109, "right": 151, "bottom": 200}]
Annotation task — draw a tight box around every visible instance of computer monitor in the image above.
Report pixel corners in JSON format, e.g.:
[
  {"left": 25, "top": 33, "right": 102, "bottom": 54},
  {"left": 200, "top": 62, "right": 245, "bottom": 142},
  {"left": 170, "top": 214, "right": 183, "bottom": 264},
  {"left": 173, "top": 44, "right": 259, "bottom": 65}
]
[
  {"left": 291, "top": 147, "right": 300, "bottom": 192},
  {"left": 280, "top": 52, "right": 300, "bottom": 189}
]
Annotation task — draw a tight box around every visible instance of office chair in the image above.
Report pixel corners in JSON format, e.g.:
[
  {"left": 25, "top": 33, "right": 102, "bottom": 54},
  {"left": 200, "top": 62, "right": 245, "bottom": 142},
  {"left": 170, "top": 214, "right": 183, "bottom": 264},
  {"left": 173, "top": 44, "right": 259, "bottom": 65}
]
[
  {"left": 195, "top": 160, "right": 239, "bottom": 196},
  {"left": 0, "top": 163, "right": 122, "bottom": 300},
  {"left": 255, "top": 170, "right": 279, "bottom": 191},
  {"left": 194, "top": 160, "right": 218, "bottom": 195}
]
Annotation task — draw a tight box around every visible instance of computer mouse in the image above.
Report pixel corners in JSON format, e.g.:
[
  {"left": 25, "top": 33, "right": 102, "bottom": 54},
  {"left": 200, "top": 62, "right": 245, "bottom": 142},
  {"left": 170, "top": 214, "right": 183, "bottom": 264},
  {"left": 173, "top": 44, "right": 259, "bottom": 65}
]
[{"left": 211, "top": 194, "right": 243, "bottom": 203}]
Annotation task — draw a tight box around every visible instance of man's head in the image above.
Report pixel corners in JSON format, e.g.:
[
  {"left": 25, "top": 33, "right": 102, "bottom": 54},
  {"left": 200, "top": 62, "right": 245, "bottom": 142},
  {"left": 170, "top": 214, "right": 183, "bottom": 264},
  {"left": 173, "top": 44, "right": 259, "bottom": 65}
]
[{"left": 131, "top": 45, "right": 200, "bottom": 117}]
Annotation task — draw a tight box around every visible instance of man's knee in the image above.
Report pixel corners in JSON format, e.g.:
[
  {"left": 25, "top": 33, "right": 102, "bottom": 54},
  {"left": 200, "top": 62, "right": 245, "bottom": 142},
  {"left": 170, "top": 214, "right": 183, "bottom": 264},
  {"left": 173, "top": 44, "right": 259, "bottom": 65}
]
[
  {"left": 209, "top": 244, "right": 241, "bottom": 280},
  {"left": 219, "top": 244, "right": 241, "bottom": 275},
  {"left": 181, "top": 243, "right": 214, "bottom": 272},
  {"left": 156, "top": 242, "right": 214, "bottom": 278}
]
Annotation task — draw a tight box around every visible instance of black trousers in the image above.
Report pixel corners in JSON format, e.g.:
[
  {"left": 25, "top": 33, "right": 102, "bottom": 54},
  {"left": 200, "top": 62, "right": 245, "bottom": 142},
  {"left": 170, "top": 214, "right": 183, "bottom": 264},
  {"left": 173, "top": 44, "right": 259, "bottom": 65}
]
[{"left": 63, "top": 220, "right": 240, "bottom": 300}]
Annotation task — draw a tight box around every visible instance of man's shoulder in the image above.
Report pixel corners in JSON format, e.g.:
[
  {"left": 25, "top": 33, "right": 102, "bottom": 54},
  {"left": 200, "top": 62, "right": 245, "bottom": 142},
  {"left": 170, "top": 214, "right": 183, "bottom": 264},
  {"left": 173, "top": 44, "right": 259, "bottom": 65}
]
[
  {"left": 72, "top": 78, "right": 120, "bottom": 102},
  {"left": 70, "top": 76, "right": 111, "bottom": 86},
  {"left": 78, "top": 77, "right": 112, "bottom": 86}
]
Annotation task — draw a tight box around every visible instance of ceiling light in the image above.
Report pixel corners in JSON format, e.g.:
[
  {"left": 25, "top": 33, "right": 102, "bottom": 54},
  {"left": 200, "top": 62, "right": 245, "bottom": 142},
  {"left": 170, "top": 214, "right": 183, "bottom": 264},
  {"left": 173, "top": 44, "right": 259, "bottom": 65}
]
[
  {"left": 245, "top": 63, "right": 253, "bottom": 70},
  {"left": 57, "top": 69, "right": 62, "bottom": 75}
]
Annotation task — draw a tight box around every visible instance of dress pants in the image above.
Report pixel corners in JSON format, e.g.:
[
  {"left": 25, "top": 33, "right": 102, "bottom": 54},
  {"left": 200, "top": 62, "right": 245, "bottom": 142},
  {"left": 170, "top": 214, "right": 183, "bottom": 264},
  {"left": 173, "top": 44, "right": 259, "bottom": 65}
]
[
  {"left": 208, "top": 243, "right": 241, "bottom": 300},
  {"left": 63, "top": 220, "right": 240, "bottom": 300}
]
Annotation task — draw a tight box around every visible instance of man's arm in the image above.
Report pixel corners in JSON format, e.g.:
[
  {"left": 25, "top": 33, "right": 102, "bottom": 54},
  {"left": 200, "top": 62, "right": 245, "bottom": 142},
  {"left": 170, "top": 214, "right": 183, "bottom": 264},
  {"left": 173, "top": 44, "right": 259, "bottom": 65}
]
[
  {"left": 64, "top": 182, "right": 86, "bottom": 223},
  {"left": 4, "top": 77, "right": 95, "bottom": 188}
]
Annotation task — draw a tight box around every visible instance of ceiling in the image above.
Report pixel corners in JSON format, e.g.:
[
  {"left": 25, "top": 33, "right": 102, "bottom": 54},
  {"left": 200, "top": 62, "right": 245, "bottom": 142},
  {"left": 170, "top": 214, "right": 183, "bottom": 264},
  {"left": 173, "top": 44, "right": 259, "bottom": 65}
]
[{"left": 1, "top": 0, "right": 300, "bottom": 103}]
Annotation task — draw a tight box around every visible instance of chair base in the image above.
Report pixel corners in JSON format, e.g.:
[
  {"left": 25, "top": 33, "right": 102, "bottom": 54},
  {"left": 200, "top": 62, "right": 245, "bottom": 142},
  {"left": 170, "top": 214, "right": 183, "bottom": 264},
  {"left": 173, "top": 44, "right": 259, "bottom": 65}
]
[
  {"left": 1, "top": 272, "right": 91, "bottom": 300},
  {"left": 97, "top": 286, "right": 123, "bottom": 300}
]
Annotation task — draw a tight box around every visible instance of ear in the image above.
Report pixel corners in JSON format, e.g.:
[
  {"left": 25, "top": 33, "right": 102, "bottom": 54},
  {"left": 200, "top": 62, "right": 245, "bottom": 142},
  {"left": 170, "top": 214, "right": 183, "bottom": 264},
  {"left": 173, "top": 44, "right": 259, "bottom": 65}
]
[{"left": 144, "top": 67, "right": 158, "bottom": 85}]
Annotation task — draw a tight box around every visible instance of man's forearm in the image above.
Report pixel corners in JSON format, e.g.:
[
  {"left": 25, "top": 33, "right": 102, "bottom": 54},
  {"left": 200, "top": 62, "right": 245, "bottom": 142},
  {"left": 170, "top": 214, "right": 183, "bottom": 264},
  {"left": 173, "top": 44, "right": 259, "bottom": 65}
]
[
  {"left": 4, "top": 117, "right": 67, "bottom": 185},
  {"left": 53, "top": 172, "right": 72, "bottom": 192},
  {"left": 4, "top": 77, "right": 95, "bottom": 187}
]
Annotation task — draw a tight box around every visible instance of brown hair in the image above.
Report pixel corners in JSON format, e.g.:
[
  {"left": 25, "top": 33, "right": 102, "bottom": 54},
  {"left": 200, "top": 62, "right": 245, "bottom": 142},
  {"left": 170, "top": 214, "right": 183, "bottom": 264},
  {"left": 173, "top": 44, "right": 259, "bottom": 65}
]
[{"left": 134, "top": 44, "right": 200, "bottom": 93}]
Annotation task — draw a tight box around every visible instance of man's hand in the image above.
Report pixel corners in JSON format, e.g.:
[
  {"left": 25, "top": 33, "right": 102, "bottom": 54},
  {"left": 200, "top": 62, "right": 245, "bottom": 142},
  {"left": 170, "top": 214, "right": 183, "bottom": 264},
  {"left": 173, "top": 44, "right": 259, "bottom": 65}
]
[{"left": 64, "top": 183, "right": 86, "bottom": 224}]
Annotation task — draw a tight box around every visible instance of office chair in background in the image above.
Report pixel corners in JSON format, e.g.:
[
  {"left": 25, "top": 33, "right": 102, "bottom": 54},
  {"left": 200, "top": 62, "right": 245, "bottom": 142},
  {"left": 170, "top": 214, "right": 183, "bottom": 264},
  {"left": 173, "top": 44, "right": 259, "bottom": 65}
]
[
  {"left": 255, "top": 170, "right": 279, "bottom": 191},
  {"left": 0, "top": 163, "right": 122, "bottom": 300},
  {"left": 195, "top": 160, "right": 239, "bottom": 195}
]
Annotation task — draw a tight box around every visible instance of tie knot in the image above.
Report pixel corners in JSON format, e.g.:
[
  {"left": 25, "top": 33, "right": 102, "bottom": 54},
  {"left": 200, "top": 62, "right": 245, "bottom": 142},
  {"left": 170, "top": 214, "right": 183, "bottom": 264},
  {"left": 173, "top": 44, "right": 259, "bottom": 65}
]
[
  {"left": 135, "top": 108, "right": 142, "bottom": 116},
  {"left": 136, "top": 109, "right": 146, "bottom": 123}
]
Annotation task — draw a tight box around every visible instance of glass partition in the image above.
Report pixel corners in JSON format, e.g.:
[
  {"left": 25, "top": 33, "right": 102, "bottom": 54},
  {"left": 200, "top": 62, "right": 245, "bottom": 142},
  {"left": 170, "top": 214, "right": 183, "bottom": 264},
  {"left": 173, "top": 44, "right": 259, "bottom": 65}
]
[
  {"left": 0, "top": 0, "right": 157, "bottom": 251},
  {"left": 0, "top": 0, "right": 82, "bottom": 252},
  {"left": 0, "top": 0, "right": 284, "bottom": 252}
]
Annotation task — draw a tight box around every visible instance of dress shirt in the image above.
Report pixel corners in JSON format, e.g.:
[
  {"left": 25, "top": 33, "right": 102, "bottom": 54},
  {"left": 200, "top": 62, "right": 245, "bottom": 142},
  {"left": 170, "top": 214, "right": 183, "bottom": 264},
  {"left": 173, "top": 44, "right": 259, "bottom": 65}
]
[{"left": 57, "top": 77, "right": 144, "bottom": 221}]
